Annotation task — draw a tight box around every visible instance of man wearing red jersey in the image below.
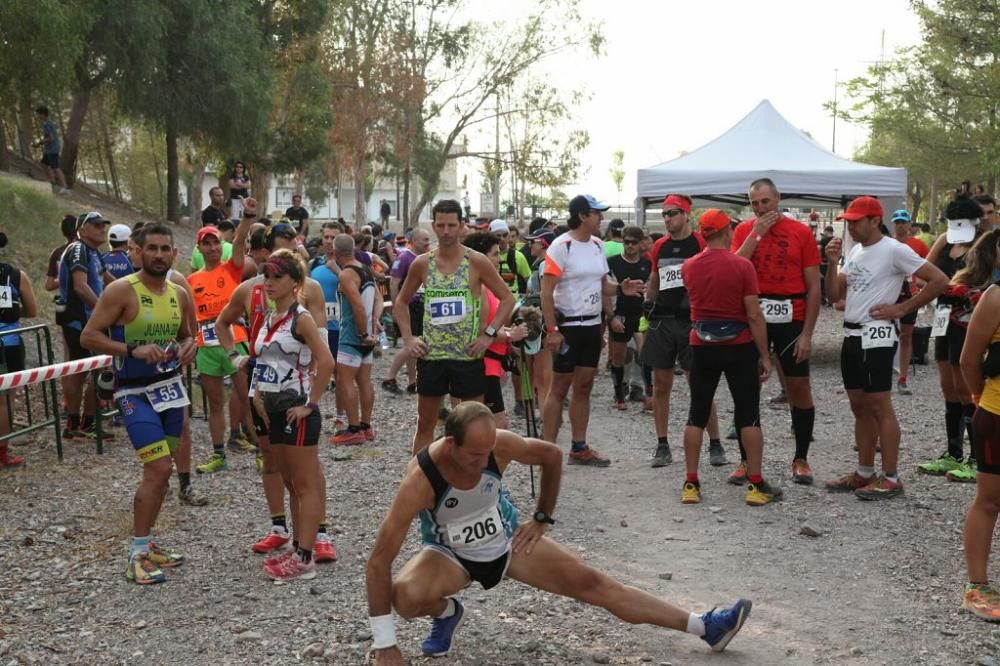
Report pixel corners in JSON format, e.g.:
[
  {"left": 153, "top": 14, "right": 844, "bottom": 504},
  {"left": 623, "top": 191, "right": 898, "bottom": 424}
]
[{"left": 731, "top": 178, "right": 821, "bottom": 485}]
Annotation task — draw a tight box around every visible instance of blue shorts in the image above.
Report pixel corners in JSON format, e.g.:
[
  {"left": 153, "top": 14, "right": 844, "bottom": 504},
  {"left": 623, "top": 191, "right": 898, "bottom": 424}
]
[{"left": 116, "top": 393, "right": 184, "bottom": 464}]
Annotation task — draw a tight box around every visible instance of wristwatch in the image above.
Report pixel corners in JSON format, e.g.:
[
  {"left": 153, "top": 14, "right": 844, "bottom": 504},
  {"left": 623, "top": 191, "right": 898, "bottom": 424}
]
[
  {"left": 126, "top": 342, "right": 138, "bottom": 358},
  {"left": 484, "top": 325, "right": 498, "bottom": 338},
  {"left": 306, "top": 402, "right": 319, "bottom": 412},
  {"left": 533, "top": 511, "right": 555, "bottom": 525},
  {"left": 227, "top": 349, "right": 240, "bottom": 360}
]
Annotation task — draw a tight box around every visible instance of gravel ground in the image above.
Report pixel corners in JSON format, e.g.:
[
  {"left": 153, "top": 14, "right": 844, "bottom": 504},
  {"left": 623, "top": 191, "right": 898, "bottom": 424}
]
[{"left": 2, "top": 306, "right": 999, "bottom": 666}]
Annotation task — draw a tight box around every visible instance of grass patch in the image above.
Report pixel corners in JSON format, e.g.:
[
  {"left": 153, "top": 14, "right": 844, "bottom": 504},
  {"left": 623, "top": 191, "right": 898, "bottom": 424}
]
[{"left": 0, "top": 174, "right": 75, "bottom": 323}]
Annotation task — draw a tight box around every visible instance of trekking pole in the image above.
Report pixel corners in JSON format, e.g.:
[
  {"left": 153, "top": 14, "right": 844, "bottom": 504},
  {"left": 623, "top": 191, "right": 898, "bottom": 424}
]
[{"left": 520, "top": 347, "right": 537, "bottom": 498}]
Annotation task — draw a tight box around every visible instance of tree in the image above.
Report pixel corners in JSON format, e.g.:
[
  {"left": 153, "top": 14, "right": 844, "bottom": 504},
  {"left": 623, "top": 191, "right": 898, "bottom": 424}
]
[
  {"left": 835, "top": 0, "right": 1000, "bottom": 219},
  {"left": 609, "top": 149, "right": 625, "bottom": 206},
  {"left": 389, "top": 0, "right": 603, "bottom": 225},
  {"left": 0, "top": 1, "right": 88, "bottom": 164},
  {"left": 118, "top": 0, "right": 272, "bottom": 222}
]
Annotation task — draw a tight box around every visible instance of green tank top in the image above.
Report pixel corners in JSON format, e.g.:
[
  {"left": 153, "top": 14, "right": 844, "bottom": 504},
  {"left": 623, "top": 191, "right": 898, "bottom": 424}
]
[
  {"left": 422, "top": 249, "right": 481, "bottom": 361},
  {"left": 112, "top": 274, "right": 182, "bottom": 382}
]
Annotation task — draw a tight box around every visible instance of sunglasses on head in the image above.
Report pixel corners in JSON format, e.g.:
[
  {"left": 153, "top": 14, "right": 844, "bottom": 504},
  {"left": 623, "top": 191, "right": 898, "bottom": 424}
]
[{"left": 662, "top": 209, "right": 684, "bottom": 218}]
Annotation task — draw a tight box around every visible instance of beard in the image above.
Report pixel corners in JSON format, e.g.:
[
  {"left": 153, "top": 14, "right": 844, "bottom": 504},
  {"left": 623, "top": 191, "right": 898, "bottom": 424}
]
[{"left": 144, "top": 263, "right": 170, "bottom": 277}]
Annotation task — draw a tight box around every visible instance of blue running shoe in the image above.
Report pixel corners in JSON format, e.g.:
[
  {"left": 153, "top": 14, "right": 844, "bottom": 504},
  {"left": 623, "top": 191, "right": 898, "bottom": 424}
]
[
  {"left": 421, "top": 598, "right": 465, "bottom": 657},
  {"left": 701, "top": 598, "right": 752, "bottom": 652}
]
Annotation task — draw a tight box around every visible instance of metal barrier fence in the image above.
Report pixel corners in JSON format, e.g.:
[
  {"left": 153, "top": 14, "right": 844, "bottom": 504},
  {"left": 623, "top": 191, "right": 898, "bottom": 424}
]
[{"left": 0, "top": 324, "right": 64, "bottom": 460}]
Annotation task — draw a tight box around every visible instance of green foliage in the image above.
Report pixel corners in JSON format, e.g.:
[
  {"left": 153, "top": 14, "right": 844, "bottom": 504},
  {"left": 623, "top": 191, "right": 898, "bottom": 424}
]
[
  {"left": 0, "top": 1, "right": 89, "bottom": 103},
  {"left": 609, "top": 150, "right": 625, "bottom": 194},
  {"left": 837, "top": 0, "right": 1000, "bottom": 212}
]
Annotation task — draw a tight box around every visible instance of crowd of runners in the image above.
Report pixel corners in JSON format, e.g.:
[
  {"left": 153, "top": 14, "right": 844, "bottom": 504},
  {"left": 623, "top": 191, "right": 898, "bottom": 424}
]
[{"left": 4, "top": 174, "right": 1000, "bottom": 661}]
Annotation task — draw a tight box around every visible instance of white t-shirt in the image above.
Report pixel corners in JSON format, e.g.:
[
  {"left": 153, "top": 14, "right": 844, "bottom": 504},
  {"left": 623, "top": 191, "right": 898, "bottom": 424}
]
[
  {"left": 842, "top": 236, "right": 926, "bottom": 331},
  {"left": 543, "top": 233, "right": 608, "bottom": 326}
]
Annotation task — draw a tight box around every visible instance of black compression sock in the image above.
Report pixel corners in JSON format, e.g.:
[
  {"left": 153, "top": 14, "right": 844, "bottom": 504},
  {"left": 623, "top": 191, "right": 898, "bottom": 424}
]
[
  {"left": 964, "top": 403, "right": 976, "bottom": 458},
  {"left": 945, "top": 401, "right": 963, "bottom": 443},
  {"left": 178, "top": 472, "right": 191, "bottom": 492},
  {"left": 271, "top": 513, "right": 287, "bottom": 531},
  {"left": 611, "top": 366, "right": 625, "bottom": 399},
  {"left": 791, "top": 406, "right": 815, "bottom": 460}
]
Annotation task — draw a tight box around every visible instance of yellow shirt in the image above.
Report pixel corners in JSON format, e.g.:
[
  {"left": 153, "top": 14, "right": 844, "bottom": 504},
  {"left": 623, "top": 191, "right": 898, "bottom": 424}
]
[{"left": 979, "top": 326, "right": 1000, "bottom": 415}]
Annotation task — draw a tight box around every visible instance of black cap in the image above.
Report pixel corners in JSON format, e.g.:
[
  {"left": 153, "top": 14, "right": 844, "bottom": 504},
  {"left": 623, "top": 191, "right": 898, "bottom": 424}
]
[
  {"left": 568, "top": 194, "right": 610, "bottom": 218},
  {"left": 76, "top": 211, "right": 109, "bottom": 230}
]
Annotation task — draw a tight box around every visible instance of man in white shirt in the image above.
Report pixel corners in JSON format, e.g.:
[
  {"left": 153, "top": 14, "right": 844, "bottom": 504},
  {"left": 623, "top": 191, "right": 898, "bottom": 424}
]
[
  {"left": 824, "top": 196, "right": 947, "bottom": 500},
  {"left": 541, "top": 194, "right": 644, "bottom": 467}
]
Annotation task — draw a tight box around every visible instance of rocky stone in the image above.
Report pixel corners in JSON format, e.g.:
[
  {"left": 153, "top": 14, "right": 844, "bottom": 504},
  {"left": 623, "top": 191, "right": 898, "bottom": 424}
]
[
  {"left": 658, "top": 572, "right": 673, "bottom": 580},
  {"left": 850, "top": 646, "right": 863, "bottom": 656},
  {"left": 592, "top": 654, "right": 610, "bottom": 664},
  {"left": 302, "top": 642, "right": 325, "bottom": 658},
  {"left": 800, "top": 524, "right": 823, "bottom": 537},
  {"left": 235, "top": 631, "right": 263, "bottom": 643}
]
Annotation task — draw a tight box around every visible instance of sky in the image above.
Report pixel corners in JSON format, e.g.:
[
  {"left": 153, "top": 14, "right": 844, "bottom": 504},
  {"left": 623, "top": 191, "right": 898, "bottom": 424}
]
[{"left": 458, "top": 0, "right": 923, "bottom": 210}]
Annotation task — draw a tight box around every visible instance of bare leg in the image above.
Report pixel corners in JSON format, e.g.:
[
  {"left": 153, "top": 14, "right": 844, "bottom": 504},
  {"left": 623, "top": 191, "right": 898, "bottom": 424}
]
[
  {"left": 542, "top": 373, "right": 573, "bottom": 444},
  {"left": 567, "top": 368, "right": 597, "bottom": 442},
  {"left": 134, "top": 457, "right": 173, "bottom": 537},
  {"left": 507, "top": 537, "right": 690, "bottom": 630},
  {"left": 965, "top": 472, "right": 1000, "bottom": 583},
  {"left": 412, "top": 394, "right": 444, "bottom": 454}
]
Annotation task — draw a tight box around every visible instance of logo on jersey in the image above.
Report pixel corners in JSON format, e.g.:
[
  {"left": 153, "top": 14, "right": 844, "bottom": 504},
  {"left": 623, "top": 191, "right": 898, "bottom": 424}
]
[
  {"left": 482, "top": 481, "right": 495, "bottom": 495},
  {"left": 445, "top": 498, "right": 459, "bottom": 508},
  {"left": 141, "top": 295, "right": 153, "bottom": 306}
]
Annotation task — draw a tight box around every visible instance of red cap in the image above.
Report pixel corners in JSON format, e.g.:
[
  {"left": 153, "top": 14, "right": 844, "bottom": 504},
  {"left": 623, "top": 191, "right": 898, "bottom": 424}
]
[
  {"left": 662, "top": 194, "right": 692, "bottom": 213},
  {"left": 836, "top": 196, "right": 883, "bottom": 221},
  {"left": 698, "top": 209, "right": 733, "bottom": 238},
  {"left": 196, "top": 226, "right": 222, "bottom": 243}
]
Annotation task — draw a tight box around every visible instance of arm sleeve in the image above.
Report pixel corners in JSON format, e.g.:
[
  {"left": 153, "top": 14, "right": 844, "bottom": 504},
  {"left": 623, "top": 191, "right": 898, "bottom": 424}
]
[
  {"left": 543, "top": 241, "right": 567, "bottom": 277},
  {"left": 67, "top": 243, "right": 89, "bottom": 274},
  {"left": 731, "top": 221, "right": 751, "bottom": 252},
  {"left": 800, "top": 227, "right": 822, "bottom": 268},
  {"left": 742, "top": 259, "right": 760, "bottom": 296},
  {"left": 893, "top": 241, "right": 927, "bottom": 277}
]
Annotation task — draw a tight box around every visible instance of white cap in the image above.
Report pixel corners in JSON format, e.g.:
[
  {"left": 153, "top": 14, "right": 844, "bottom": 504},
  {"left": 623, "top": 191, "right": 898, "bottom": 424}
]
[
  {"left": 108, "top": 224, "right": 131, "bottom": 243},
  {"left": 946, "top": 218, "right": 976, "bottom": 244},
  {"left": 488, "top": 219, "right": 509, "bottom": 234}
]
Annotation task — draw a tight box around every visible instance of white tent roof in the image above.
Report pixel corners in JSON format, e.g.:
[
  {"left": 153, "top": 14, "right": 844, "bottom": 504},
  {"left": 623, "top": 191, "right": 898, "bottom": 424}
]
[{"left": 636, "top": 99, "right": 906, "bottom": 210}]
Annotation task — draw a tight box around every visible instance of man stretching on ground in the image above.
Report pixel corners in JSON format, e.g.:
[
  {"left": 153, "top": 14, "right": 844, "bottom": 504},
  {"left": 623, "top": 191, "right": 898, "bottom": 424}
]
[{"left": 365, "top": 402, "right": 751, "bottom": 664}]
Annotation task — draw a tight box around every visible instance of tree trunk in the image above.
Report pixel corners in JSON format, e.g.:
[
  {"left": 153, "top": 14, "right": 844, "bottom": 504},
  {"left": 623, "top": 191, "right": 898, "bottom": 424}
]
[
  {"left": 163, "top": 119, "right": 177, "bottom": 222},
  {"left": 411, "top": 170, "right": 439, "bottom": 226},
  {"left": 254, "top": 170, "right": 271, "bottom": 214},
  {"left": 15, "top": 100, "right": 34, "bottom": 159},
  {"left": 402, "top": 159, "right": 411, "bottom": 227},
  {"left": 0, "top": 117, "right": 9, "bottom": 170},
  {"left": 95, "top": 92, "right": 121, "bottom": 200},
  {"left": 354, "top": 153, "right": 367, "bottom": 226},
  {"left": 189, "top": 155, "right": 209, "bottom": 225},
  {"left": 62, "top": 88, "right": 92, "bottom": 188}
]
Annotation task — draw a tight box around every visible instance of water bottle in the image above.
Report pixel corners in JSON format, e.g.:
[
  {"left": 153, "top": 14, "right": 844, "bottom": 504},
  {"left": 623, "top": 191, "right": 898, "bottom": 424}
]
[
  {"left": 378, "top": 332, "right": 390, "bottom": 350},
  {"left": 156, "top": 341, "right": 179, "bottom": 373}
]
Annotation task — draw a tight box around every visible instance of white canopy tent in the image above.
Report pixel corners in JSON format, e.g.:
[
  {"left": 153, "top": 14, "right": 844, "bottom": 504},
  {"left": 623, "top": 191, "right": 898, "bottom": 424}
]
[{"left": 634, "top": 100, "right": 906, "bottom": 224}]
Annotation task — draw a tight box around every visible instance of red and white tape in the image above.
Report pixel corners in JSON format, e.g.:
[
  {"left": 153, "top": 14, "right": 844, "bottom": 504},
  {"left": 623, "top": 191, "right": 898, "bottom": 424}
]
[{"left": 0, "top": 355, "right": 112, "bottom": 391}]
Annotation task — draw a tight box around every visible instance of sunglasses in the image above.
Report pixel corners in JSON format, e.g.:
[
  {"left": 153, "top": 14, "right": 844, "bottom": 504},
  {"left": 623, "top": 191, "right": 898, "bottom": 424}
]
[
  {"left": 623, "top": 239, "right": 641, "bottom": 245},
  {"left": 662, "top": 209, "right": 684, "bottom": 218}
]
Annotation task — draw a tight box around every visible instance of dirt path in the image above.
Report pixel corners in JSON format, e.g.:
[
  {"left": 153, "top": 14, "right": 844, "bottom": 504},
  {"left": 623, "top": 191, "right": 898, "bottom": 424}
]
[{"left": 0, "top": 306, "right": 996, "bottom": 665}]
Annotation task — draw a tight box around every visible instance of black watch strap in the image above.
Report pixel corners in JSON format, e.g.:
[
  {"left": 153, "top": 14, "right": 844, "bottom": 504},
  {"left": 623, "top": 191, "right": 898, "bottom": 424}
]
[{"left": 533, "top": 510, "right": 555, "bottom": 525}]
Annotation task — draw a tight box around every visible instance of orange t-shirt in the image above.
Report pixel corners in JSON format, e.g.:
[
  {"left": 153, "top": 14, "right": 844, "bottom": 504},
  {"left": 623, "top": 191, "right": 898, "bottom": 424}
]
[
  {"left": 731, "top": 217, "right": 821, "bottom": 321},
  {"left": 188, "top": 259, "right": 247, "bottom": 346},
  {"left": 903, "top": 236, "right": 929, "bottom": 258}
]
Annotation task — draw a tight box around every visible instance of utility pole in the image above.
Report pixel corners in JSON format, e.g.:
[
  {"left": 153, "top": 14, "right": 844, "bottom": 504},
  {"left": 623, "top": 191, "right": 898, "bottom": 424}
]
[
  {"left": 493, "top": 90, "right": 501, "bottom": 217},
  {"left": 832, "top": 68, "right": 839, "bottom": 153}
]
